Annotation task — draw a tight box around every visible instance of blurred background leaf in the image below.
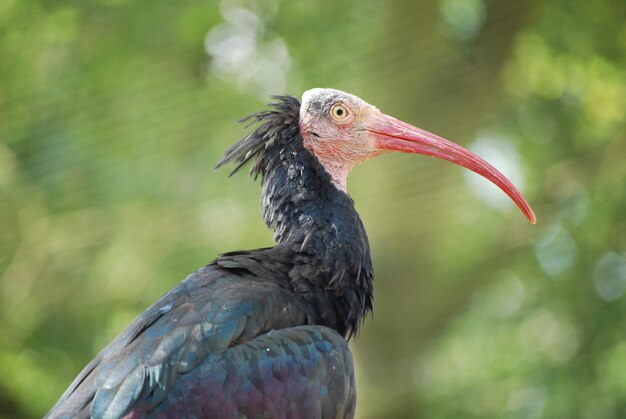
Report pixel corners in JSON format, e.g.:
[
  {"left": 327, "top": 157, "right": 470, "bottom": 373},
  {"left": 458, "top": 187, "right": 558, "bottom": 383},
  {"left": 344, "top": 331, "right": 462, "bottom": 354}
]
[{"left": 0, "top": 0, "right": 625, "bottom": 417}]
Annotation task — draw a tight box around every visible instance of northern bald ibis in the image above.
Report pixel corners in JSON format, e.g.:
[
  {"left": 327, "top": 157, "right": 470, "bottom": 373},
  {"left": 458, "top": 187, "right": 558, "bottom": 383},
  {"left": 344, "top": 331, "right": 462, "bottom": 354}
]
[{"left": 47, "top": 89, "right": 535, "bottom": 419}]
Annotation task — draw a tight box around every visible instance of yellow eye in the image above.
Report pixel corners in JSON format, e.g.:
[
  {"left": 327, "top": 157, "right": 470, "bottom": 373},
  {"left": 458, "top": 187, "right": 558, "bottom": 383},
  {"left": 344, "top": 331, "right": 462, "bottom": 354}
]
[{"left": 331, "top": 104, "right": 349, "bottom": 121}]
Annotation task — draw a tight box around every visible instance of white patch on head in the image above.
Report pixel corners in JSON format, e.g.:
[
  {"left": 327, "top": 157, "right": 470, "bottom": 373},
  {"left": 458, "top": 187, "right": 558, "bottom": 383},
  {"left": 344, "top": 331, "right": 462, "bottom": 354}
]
[
  {"left": 301, "top": 88, "right": 370, "bottom": 118},
  {"left": 301, "top": 88, "right": 328, "bottom": 105},
  {"left": 302, "top": 88, "right": 348, "bottom": 105}
]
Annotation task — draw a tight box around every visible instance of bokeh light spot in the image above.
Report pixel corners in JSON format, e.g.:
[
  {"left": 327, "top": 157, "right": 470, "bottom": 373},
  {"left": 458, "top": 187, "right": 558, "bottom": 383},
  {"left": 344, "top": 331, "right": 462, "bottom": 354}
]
[
  {"left": 517, "top": 308, "right": 580, "bottom": 363},
  {"left": 439, "top": 0, "right": 486, "bottom": 41},
  {"left": 534, "top": 222, "right": 577, "bottom": 276},
  {"left": 594, "top": 252, "right": 626, "bottom": 302},
  {"left": 205, "top": 0, "right": 290, "bottom": 98}
]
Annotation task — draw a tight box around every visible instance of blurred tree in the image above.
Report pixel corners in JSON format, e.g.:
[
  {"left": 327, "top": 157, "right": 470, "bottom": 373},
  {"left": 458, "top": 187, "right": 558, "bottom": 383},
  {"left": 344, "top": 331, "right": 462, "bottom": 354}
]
[{"left": 0, "top": 0, "right": 624, "bottom": 418}]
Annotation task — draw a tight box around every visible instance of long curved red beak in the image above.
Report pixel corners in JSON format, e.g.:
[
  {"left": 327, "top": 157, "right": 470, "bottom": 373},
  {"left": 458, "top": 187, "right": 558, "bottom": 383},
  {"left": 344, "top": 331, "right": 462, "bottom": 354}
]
[{"left": 366, "top": 113, "right": 536, "bottom": 224}]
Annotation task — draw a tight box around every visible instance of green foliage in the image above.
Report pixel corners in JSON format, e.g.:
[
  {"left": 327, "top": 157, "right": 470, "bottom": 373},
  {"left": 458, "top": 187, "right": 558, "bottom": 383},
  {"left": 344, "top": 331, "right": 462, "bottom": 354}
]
[{"left": 1, "top": 0, "right": 625, "bottom": 417}]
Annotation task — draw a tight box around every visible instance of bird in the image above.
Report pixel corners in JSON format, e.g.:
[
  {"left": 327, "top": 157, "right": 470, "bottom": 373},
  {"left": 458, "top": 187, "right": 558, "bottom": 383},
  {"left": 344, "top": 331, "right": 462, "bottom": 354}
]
[{"left": 46, "top": 88, "right": 535, "bottom": 419}]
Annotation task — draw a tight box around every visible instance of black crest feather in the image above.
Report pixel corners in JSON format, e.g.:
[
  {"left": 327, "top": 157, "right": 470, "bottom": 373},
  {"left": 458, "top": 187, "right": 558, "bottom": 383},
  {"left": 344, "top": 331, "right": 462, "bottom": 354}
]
[{"left": 215, "top": 95, "right": 301, "bottom": 178}]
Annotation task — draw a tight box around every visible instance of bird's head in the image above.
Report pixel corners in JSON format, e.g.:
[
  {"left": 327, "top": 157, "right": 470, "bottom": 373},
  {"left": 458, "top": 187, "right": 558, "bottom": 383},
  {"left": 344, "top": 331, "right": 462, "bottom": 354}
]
[{"left": 299, "top": 88, "right": 536, "bottom": 224}]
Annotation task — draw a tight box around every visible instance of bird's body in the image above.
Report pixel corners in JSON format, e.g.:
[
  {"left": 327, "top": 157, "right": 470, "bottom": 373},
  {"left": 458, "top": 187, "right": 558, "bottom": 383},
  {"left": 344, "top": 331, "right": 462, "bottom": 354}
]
[
  {"left": 51, "top": 258, "right": 358, "bottom": 418},
  {"left": 47, "top": 89, "right": 534, "bottom": 419}
]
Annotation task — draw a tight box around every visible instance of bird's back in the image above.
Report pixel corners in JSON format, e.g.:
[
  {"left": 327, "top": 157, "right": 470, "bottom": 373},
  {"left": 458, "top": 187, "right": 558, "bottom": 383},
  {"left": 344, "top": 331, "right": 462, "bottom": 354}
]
[{"left": 47, "top": 248, "right": 356, "bottom": 418}]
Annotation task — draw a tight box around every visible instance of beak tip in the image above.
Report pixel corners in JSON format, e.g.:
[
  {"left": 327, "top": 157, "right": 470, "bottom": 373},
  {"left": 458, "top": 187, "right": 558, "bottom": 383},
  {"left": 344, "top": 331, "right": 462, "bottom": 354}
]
[{"left": 526, "top": 208, "right": 537, "bottom": 225}]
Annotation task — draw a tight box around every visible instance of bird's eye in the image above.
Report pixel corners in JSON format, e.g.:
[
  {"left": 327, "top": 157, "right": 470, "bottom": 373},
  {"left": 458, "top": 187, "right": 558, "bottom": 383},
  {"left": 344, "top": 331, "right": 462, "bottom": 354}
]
[{"left": 331, "top": 104, "right": 350, "bottom": 121}]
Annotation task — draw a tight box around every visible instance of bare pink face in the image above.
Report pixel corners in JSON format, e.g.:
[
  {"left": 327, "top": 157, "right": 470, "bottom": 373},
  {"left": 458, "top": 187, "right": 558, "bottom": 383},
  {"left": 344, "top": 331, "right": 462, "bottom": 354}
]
[
  {"left": 298, "top": 88, "right": 536, "bottom": 224},
  {"left": 299, "top": 89, "right": 386, "bottom": 192}
]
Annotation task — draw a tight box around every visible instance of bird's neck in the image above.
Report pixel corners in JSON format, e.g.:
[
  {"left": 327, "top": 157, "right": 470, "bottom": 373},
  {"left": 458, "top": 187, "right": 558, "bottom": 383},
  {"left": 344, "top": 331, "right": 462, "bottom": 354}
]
[
  {"left": 260, "top": 136, "right": 374, "bottom": 336},
  {"left": 261, "top": 135, "right": 367, "bottom": 255}
]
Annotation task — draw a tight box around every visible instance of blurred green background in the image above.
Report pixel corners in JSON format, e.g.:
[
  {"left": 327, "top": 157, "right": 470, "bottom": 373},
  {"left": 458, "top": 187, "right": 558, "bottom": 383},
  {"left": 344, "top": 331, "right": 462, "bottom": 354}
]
[{"left": 1, "top": 0, "right": 625, "bottom": 417}]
